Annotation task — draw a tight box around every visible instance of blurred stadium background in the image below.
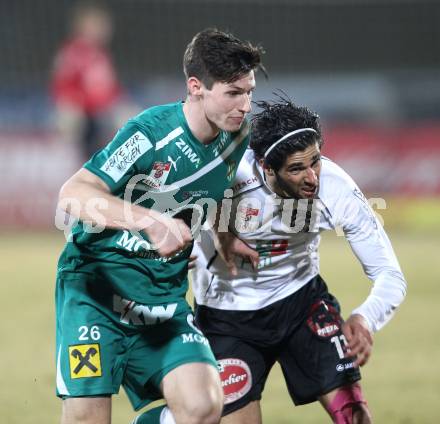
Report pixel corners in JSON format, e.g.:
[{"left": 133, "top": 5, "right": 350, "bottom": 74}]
[{"left": 1, "top": 0, "right": 439, "bottom": 422}]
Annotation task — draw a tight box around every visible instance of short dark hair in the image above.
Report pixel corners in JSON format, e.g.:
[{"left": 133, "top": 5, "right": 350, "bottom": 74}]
[
  {"left": 250, "top": 96, "right": 323, "bottom": 172},
  {"left": 183, "top": 28, "right": 264, "bottom": 89}
]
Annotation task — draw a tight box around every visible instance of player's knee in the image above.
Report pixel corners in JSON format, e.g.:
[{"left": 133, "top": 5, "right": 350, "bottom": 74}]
[
  {"left": 178, "top": 388, "right": 223, "bottom": 424},
  {"left": 327, "top": 384, "right": 371, "bottom": 424}
]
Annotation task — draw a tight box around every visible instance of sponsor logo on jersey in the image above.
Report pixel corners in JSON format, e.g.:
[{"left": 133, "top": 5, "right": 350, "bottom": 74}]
[
  {"left": 115, "top": 230, "right": 174, "bottom": 261},
  {"left": 142, "top": 161, "right": 171, "bottom": 190},
  {"left": 182, "top": 189, "right": 209, "bottom": 200},
  {"left": 100, "top": 131, "right": 153, "bottom": 182},
  {"left": 212, "top": 132, "right": 228, "bottom": 157},
  {"left": 237, "top": 204, "right": 260, "bottom": 232},
  {"left": 176, "top": 138, "right": 201, "bottom": 168},
  {"left": 255, "top": 239, "right": 289, "bottom": 268},
  {"left": 232, "top": 176, "right": 259, "bottom": 193},
  {"left": 167, "top": 155, "right": 181, "bottom": 171},
  {"left": 68, "top": 344, "right": 102, "bottom": 379},
  {"left": 218, "top": 358, "right": 252, "bottom": 404},
  {"left": 113, "top": 295, "right": 177, "bottom": 325}
]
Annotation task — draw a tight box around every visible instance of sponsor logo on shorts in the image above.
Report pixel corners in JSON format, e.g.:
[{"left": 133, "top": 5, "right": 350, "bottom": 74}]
[
  {"left": 317, "top": 324, "right": 340, "bottom": 337},
  {"left": 186, "top": 314, "right": 203, "bottom": 335},
  {"left": 181, "top": 332, "right": 210, "bottom": 346},
  {"left": 181, "top": 314, "right": 210, "bottom": 346},
  {"left": 218, "top": 358, "right": 252, "bottom": 404},
  {"left": 336, "top": 362, "right": 355, "bottom": 372},
  {"left": 113, "top": 295, "right": 177, "bottom": 325},
  {"left": 68, "top": 344, "right": 102, "bottom": 379},
  {"left": 307, "top": 300, "right": 342, "bottom": 338},
  {"left": 100, "top": 131, "right": 153, "bottom": 182}
]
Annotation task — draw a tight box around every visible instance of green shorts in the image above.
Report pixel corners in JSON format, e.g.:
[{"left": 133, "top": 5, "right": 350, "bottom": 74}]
[{"left": 55, "top": 273, "right": 217, "bottom": 411}]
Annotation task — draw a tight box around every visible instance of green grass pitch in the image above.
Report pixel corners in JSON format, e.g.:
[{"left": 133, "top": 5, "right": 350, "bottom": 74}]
[{"left": 0, "top": 224, "right": 438, "bottom": 423}]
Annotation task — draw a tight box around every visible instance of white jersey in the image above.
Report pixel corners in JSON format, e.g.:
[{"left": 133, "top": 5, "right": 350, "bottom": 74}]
[{"left": 191, "top": 149, "right": 407, "bottom": 332}]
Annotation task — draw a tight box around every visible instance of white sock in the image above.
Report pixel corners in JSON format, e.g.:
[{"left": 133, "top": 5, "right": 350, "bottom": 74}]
[{"left": 160, "top": 406, "right": 176, "bottom": 424}]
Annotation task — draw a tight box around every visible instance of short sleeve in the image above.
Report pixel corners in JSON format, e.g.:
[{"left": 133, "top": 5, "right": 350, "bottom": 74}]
[{"left": 83, "top": 121, "right": 155, "bottom": 194}]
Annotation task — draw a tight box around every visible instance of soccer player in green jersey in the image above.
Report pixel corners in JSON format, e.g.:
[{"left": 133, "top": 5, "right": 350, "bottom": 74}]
[{"left": 55, "top": 28, "right": 264, "bottom": 424}]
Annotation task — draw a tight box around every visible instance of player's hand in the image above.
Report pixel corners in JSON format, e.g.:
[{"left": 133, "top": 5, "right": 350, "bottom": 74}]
[
  {"left": 188, "top": 254, "right": 198, "bottom": 270},
  {"left": 215, "top": 231, "right": 259, "bottom": 276},
  {"left": 143, "top": 212, "right": 193, "bottom": 257},
  {"left": 342, "top": 314, "right": 373, "bottom": 367}
]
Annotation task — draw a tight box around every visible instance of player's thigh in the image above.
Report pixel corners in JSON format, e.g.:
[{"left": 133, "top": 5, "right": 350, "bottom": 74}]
[
  {"left": 221, "top": 400, "right": 262, "bottom": 424},
  {"left": 279, "top": 296, "right": 361, "bottom": 406},
  {"left": 161, "top": 362, "right": 223, "bottom": 421},
  {"left": 61, "top": 396, "right": 111, "bottom": 424},
  {"left": 208, "top": 334, "right": 274, "bottom": 417},
  {"left": 123, "top": 307, "right": 219, "bottom": 412}
]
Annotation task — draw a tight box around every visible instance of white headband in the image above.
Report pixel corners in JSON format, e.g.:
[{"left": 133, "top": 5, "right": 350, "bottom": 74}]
[{"left": 263, "top": 128, "right": 317, "bottom": 159}]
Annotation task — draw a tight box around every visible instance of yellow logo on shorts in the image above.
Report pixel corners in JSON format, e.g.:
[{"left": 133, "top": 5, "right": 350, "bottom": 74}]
[{"left": 68, "top": 344, "right": 102, "bottom": 379}]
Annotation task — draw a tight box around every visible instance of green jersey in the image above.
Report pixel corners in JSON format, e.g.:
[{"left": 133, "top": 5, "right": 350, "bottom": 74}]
[{"left": 57, "top": 101, "right": 249, "bottom": 303}]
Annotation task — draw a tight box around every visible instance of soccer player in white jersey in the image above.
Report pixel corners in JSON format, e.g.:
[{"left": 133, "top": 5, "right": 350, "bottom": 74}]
[{"left": 191, "top": 97, "right": 407, "bottom": 423}]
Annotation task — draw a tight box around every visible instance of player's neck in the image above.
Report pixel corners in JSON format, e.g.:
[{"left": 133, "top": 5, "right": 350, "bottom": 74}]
[{"left": 183, "top": 98, "right": 220, "bottom": 145}]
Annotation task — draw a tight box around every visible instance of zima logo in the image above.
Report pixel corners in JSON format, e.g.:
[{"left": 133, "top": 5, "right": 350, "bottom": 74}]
[
  {"left": 176, "top": 138, "right": 201, "bottom": 168},
  {"left": 113, "top": 295, "right": 177, "bottom": 325},
  {"left": 68, "top": 344, "right": 102, "bottom": 379},
  {"left": 212, "top": 133, "right": 228, "bottom": 157},
  {"left": 218, "top": 358, "right": 252, "bottom": 404}
]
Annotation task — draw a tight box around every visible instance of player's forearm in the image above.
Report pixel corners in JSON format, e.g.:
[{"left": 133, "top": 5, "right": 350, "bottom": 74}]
[
  {"left": 351, "top": 270, "right": 407, "bottom": 332},
  {"left": 58, "top": 179, "right": 156, "bottom": 231}
]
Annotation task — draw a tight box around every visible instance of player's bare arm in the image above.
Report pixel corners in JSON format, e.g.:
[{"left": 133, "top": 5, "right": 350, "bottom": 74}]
[{"left": 58, "top": 168, "right": 192, "bottom": 257}]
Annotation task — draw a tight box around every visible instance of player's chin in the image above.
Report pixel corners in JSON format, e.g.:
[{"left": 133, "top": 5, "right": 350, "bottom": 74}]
[{"left": 223, "top": 119, "right": 244, "bottom": 132}]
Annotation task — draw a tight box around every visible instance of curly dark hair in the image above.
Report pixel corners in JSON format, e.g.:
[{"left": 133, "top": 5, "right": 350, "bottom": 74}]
[
  {"left": 183, "top": 28, "right": 265, "bottom": 89},
  {"left": 250, "top": 94, "right": 323, "bottom": 171}
]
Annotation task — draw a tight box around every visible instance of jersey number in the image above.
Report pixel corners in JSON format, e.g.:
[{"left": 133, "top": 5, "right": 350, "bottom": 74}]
[
  {"left": 330, "top": 334, "right": 347, "bottom": 359},
  {"left": 78, "top": 325, "right": 101, "bottom": 341}
]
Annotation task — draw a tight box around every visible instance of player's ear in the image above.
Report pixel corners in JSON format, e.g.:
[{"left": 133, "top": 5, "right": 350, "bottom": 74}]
[
  {"left": 187, "top": 77, "right": 203, "bottom": 97},
  {"left": 259, "top": 158, "right": 275, "bottom": 176}
]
